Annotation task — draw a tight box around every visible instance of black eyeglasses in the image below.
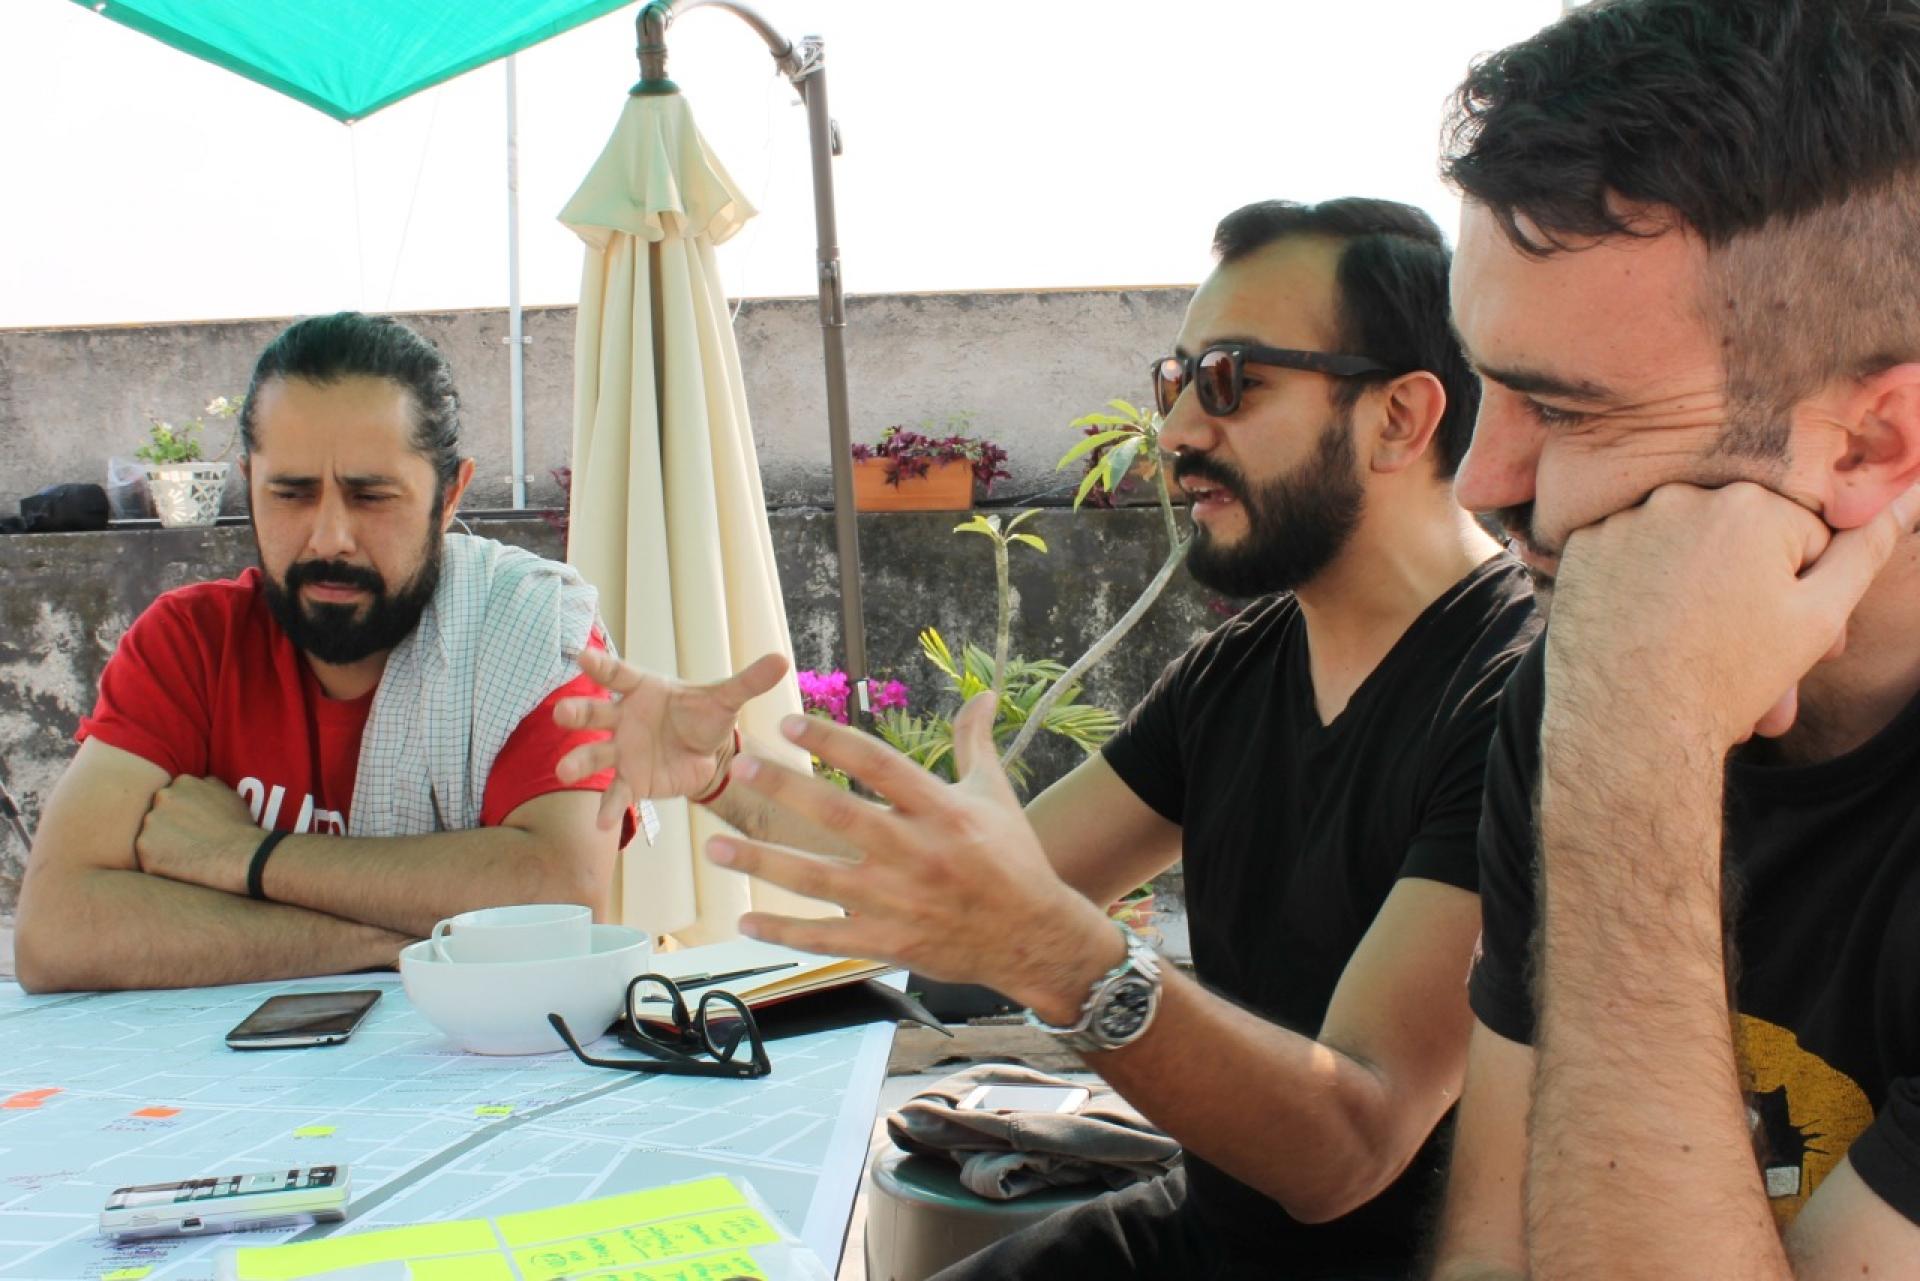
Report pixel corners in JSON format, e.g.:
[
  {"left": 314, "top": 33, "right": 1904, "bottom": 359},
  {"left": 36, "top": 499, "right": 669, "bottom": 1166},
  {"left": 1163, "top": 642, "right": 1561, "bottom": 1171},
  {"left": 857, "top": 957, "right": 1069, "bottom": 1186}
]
[
  {"left": 548, "top": 973, "right": 771, "bottom": 1079},
  {"left": 1151, "top": 343, "right": 1394, "bottom": 417}
]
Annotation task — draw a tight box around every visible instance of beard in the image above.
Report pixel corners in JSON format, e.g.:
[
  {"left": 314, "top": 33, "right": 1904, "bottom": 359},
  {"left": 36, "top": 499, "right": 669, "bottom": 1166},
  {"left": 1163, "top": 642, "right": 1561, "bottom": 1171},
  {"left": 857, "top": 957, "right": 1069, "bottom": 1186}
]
[
  {"left": 1180, "top": 412, "right": 1366, "bottom": 599},
  {"left": 259, "top": 522, "right": 443, "bottom": 666}
]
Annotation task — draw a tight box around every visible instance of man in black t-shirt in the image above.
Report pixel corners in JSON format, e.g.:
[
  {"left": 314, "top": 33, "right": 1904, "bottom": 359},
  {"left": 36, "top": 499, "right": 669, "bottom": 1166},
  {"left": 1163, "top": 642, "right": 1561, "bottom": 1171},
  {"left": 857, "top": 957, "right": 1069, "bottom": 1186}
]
[
  {"left": 1425, "top": 3, "right": 1920, "bottom": 1278},
  {"left": 561, "top": 197, "right": 1538, "bottom": 1277}
]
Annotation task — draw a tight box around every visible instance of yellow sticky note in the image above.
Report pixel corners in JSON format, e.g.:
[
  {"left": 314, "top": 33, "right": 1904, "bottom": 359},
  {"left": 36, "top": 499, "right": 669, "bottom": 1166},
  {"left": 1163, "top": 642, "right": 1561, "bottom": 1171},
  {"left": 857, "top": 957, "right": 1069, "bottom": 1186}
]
[
  {"left": 498, "top": 1176, "right": 746, "bottom": 1248},
  {"left": 230, "top": 1219, "right": 497, "bottom": 1280},
  {"left": 474, "top": 1105, "right": 514, "bottom": 1116},
  {"left": 102, "top": 1269, "right": 154, "bottom": 1280},
  {"left": 514, "top": 1209, "right": 781, "bottom": 1281},
  {"left": 292, "top": 1125, "right": 335, "bottom": 1139},
  {"left": 407, "top": 1255, "right": 517, "bottom": 1281}
]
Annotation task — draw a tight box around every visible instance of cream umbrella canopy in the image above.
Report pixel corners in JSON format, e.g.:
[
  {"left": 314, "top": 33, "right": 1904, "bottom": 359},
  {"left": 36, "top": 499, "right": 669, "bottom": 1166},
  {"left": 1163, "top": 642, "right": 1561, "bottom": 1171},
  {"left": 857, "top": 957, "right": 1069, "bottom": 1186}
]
[{"left": 561, "top": 89, "right": 827, "bottom": 944}]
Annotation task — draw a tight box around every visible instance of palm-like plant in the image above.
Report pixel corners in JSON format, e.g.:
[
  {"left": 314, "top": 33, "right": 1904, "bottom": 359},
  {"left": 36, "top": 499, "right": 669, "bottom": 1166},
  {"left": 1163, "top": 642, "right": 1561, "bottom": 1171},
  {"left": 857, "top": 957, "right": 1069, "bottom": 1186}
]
[{"left": 874, "top": 628, "right": 1120, "bottom": 791}]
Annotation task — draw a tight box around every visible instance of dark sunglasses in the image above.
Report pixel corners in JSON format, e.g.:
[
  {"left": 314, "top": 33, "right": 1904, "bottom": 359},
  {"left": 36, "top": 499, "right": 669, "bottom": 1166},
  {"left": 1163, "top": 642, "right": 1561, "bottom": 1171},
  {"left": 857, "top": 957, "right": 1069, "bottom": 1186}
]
[
  {"left": 547, "top": 972, "right": 771, "bottom": 1079},
  {"left": 1151, "top": 343, "right": 1394, "bottom": 417}
]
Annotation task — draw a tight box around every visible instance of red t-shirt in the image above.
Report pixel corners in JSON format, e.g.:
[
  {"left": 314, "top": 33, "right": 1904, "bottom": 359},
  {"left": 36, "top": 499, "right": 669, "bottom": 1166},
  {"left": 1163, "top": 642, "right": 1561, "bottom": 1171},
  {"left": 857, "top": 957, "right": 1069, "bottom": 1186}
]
[{"left": 78, "top": 568, "right": 624, "bottom": 837}]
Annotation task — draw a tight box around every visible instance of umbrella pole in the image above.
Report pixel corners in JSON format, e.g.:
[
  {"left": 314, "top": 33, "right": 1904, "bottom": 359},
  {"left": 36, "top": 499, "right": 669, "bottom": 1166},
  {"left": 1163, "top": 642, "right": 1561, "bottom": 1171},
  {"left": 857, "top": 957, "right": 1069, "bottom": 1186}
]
[
  {"left": 791, "top": 43, "right": 872, "bottom": 722},
  {"left": 505, "top": 57, "right": 530, "bottom": 510},
  {"left": 634, "top": 2, "right": 871, "bottom": 721}
]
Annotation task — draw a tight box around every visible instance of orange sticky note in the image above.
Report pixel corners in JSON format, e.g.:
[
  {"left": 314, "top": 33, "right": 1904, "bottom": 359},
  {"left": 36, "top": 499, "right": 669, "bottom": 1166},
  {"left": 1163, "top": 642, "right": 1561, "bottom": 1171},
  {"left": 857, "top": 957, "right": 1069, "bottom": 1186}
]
[
  {"left": 3, "top": 1089, "right": 60, "bottom": 1109},
  {"left": 131, "top": 1106, "right": 181, "bottom": 1119}
]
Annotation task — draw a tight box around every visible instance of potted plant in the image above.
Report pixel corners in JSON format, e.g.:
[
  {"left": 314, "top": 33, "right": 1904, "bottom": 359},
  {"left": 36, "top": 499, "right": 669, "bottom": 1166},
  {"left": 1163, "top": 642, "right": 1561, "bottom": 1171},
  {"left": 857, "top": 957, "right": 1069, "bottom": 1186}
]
[
  {"left": 138, "top": 395, "right": 240, "bottom": 529},
  {"left": 849, "top": 415, "right": 1011, "bottom": 512}
]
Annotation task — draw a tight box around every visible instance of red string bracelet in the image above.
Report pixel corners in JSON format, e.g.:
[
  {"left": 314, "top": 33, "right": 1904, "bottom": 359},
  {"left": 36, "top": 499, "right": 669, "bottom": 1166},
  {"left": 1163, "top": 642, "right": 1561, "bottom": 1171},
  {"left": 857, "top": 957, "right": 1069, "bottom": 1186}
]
[{"left": 692, "top": 727, "right": 743, "bottom": 806}]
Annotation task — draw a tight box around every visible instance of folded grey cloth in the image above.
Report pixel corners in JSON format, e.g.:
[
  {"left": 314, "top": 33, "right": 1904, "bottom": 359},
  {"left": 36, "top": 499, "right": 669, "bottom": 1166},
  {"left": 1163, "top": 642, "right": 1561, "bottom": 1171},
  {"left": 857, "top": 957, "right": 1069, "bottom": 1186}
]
[{"left": 886, "top": 1063, "right": 1182, "bottom": 1200}]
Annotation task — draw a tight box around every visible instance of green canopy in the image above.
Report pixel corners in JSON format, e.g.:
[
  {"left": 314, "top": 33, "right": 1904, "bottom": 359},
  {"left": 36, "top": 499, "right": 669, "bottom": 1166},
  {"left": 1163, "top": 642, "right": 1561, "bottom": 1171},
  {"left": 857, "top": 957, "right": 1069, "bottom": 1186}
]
[{"left": 72, "top": 0, "right": 634, "bottom": 121}]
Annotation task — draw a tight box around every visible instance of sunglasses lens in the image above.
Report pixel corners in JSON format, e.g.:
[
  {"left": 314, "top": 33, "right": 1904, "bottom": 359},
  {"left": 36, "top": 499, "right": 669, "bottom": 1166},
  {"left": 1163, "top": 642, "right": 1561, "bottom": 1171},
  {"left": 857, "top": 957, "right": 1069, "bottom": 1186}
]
[
  {"left": 1195, "top": 349, "right": 1238, "bottom": 416},
  {"left": 698, "top": 993, "right": 752, "bottom": 1062},
  {"left": 1152, "top": 357, "right": 1186, "bottom": 416}
]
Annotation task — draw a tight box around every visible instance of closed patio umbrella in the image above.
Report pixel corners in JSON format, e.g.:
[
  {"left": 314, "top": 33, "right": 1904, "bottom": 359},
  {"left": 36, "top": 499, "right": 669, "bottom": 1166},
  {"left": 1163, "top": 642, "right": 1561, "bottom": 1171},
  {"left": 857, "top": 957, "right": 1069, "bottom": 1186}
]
[{"left": 561, "top": 88, "right": 829, "bottom": 943}]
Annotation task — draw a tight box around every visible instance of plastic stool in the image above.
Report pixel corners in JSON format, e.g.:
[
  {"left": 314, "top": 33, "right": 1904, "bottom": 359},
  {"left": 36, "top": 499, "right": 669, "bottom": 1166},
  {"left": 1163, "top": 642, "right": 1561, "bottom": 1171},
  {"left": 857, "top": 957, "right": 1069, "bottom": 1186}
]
[{"left": 862, "top": 1147, "right": 1104, "bottom": 1281}]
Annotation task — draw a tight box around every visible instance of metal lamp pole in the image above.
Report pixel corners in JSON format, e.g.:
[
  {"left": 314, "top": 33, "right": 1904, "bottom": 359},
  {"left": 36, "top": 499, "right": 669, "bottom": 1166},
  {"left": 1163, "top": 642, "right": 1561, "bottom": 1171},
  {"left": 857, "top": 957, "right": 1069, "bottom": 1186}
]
[{"left": 631, "top": 0, "right": 870, "bottom": 721}]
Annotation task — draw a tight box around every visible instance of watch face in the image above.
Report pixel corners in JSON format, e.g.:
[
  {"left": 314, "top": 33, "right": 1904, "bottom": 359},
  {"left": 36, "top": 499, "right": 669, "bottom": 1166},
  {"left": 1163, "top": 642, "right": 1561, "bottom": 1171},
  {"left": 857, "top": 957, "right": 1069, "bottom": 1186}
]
[{"left": 1094, "top": 977, "right": 1156, "bottom": 1043}]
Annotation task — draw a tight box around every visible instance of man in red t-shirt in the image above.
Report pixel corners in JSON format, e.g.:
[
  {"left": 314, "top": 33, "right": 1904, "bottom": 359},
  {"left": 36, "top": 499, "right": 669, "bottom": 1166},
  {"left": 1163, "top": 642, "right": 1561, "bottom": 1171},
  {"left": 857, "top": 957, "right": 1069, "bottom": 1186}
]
[{"left": 14, "top": 313, "right": 629, "bottom": 993}]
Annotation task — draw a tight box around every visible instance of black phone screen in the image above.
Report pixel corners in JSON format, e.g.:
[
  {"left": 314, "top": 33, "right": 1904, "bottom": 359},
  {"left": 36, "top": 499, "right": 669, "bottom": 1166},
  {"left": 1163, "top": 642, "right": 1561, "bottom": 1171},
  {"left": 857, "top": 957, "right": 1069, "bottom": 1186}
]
[{"left": 227, "top": 990, "right": 381, "bottom": 1044}]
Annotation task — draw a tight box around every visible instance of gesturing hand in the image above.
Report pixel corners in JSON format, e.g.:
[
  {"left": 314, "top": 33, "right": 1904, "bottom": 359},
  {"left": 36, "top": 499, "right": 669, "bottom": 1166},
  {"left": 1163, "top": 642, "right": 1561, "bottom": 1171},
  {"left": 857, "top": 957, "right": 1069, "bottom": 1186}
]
[
  {"left": 1546, "top": 480, "right": 1920, "bottom": 753},
  {"left": 704, "top": 692, "right": 1121, "bottom": 1022},
  {"left": 554, "top": 649, "right": 790, "bottom": 831}
]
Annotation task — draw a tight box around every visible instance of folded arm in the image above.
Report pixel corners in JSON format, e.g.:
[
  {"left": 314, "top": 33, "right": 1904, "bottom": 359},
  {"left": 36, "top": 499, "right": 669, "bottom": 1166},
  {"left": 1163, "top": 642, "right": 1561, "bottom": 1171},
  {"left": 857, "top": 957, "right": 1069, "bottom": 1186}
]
[
  {"left": 15, "top": 740, "right": 409, "bottom": 992},
  {"left": 132, "top": 776, "right": 619, "bottom": 938}
]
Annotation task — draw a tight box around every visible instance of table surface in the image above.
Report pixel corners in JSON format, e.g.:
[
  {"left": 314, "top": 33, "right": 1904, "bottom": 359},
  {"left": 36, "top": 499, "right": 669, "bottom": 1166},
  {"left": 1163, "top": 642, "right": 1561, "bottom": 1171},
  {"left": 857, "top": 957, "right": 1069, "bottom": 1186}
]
[{"left": 0, "top": 974, "right": 894, "bottom": 1280}]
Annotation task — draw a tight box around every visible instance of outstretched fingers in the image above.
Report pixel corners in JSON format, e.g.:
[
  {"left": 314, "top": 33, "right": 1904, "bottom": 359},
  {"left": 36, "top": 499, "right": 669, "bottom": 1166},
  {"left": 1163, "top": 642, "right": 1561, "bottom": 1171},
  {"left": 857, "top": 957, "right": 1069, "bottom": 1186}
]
[
  {"left": 556, "top": 740, "right": 619, "bottom": 785},
  {"left": 576, "top": 646, "right": 644, "bottom": 696},
  {"left": 706, "top": 653, "right": 791, "bottom": 713},
  {"left": 774, "top": 715, "right": 950, "bottom": 814},
  {"left": 708, "top": 834, "right": 867, "bottom": 910},
  {"left": 554, "top": 695, "right": 622, "bottom": 733},
  {"left": 597, "top": 776, "right": 634, "bottom": 833},
  {"left": 730, "top": 751, "right": 903, "bottom": 854},
  {"left": 734, "top": 909, "right": 886, "bottom": 962}
]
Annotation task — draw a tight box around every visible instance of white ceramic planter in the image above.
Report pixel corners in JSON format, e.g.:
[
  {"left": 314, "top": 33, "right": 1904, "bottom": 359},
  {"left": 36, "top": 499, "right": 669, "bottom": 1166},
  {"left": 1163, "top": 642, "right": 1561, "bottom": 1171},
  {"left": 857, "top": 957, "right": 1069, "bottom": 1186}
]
[{"left": 144, "top": 461, "right": 231, "bottom": 528}]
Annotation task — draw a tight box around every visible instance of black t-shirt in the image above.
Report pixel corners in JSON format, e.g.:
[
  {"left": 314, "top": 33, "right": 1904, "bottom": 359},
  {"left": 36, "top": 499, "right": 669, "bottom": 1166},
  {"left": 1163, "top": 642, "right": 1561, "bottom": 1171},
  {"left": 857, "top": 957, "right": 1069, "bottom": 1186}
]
[
  {"left": 1104, "top": 557, "right": 1539, "bottom": 1274},
  {"left": 1471, "top": 637, "right": 1920, "bottom": 1229}
]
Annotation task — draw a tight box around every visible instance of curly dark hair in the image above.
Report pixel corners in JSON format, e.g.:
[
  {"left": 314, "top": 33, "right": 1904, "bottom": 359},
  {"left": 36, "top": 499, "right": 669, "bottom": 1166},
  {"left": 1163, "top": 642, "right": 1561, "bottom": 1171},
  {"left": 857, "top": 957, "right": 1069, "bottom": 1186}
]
[
  {"left": 1443, "top": 0, "right": 1920, "bottom": 455},
  {"left": 1212, "top": 198, "right": 1478, "bottom": 478}
]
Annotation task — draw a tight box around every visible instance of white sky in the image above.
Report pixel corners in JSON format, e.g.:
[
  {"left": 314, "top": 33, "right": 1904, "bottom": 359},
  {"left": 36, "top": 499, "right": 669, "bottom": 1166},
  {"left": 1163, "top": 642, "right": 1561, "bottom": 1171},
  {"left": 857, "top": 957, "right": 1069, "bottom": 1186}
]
[{"left": 0, "top": 1, "right": 1558, "bottom": 329}]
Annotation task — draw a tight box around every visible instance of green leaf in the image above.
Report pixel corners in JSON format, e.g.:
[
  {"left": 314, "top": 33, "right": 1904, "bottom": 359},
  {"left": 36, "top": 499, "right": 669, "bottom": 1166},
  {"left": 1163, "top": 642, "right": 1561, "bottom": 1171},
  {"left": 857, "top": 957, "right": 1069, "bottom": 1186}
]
[
  {"left": 1072, "top": 465, "right": 1107, "bottom": 511},
  {"left": 1004, "top": 509, "right": 1041, "bottom": 532},
  {"left": 1055, "top": 428, "right": 1131, "bottom": 470},
  {"left": 953, "top": 514, "right": 995, "bottom": 538},
  {"left": 1107, "top": 398, "right": 1147, "bottom": 418},
  {"left": 919, "top": 628, "right": 960, "bottom": 681},
  {"left": 1009, "top": 533, "right": 1048, "bottom": 553},
  {"left": 1106, "top": 437, "right": 1143, "bottom": 487}
]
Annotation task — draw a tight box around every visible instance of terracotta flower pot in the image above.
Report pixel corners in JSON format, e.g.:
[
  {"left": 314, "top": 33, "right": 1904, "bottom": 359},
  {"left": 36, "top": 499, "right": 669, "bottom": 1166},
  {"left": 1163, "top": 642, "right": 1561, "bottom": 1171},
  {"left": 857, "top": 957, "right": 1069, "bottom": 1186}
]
[{"left": 851, "top": 457, "right": 974, "bottom": 512}]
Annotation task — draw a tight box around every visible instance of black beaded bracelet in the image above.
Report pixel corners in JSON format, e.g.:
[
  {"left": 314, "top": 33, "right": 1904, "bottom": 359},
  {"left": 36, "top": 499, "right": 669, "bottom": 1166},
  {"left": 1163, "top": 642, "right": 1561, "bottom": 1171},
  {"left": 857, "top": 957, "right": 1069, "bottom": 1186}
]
[{"left": 247, "top": 829, "right": 292, "bottom": 902}]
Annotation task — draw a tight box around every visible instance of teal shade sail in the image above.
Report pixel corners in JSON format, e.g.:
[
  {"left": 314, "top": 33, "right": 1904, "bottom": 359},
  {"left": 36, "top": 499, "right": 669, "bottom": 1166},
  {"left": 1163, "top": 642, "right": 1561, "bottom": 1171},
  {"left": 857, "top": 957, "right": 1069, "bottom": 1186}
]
[{"left": 71, "top": 0, "right": 636, "bottom": 121}]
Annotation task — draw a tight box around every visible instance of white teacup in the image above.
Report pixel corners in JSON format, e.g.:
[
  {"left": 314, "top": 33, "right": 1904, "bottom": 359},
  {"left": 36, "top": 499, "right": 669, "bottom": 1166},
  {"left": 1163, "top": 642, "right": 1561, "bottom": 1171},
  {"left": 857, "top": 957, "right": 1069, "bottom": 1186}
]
[{"left": 429, "top": 904, "right": 592, "bottom": 963}]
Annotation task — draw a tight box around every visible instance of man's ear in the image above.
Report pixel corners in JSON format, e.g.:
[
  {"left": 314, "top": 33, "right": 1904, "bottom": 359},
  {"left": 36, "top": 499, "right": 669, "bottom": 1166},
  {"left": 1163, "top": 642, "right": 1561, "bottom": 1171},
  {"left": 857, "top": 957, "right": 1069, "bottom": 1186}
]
[
  {"left": 1823, "top": 364, "right": 1920, "bottom": 530},
  {"left": 440, "top": 457, "right": 477, "bottom": 530},
  {"left": 1368, "top": 370, "right": 1447, "bottom": 476}
]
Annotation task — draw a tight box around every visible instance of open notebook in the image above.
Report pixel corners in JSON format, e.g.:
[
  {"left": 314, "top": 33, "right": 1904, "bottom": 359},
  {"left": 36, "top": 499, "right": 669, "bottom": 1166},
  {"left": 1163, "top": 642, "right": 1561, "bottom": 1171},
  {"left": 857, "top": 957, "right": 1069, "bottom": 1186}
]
[{"left": 650, "top": 938, "right": 897, "bottom": 1010}]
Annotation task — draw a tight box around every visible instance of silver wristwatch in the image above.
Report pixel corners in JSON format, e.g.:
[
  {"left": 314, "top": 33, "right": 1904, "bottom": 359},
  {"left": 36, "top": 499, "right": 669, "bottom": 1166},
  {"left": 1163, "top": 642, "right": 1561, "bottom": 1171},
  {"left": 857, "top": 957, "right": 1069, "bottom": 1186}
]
[{"left": 1024, "top": 922, "right": 1163, "bottom": 1055}]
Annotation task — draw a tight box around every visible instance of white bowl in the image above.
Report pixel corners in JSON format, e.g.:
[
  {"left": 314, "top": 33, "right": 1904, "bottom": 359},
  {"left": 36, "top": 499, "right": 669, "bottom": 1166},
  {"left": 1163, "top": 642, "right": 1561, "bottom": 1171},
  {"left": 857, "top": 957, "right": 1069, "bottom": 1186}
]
[{"left": 400, "top": 923, "right": 653, "bottom": 1055}]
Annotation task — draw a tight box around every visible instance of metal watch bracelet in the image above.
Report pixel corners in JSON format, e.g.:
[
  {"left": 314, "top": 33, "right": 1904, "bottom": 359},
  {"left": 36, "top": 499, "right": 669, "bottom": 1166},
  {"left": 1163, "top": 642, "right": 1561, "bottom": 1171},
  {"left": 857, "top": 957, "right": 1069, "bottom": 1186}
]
[{"left": 1024, "top": 921, "right": 1164, "bottom": 1055}]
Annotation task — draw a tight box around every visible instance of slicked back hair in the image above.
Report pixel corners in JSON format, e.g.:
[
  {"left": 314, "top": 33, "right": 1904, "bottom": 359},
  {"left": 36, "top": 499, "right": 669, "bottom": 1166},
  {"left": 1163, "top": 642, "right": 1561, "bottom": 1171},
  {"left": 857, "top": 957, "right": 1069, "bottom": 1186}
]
[
  {"left": 1443, "top": 0, "right": 1920, "bottom": 457},
  {"left": 1213, "top": 198, "right": 1479, "bottom": 478},
  {"left": 240, "top": 312, "right": 463, "bottom": 488}
]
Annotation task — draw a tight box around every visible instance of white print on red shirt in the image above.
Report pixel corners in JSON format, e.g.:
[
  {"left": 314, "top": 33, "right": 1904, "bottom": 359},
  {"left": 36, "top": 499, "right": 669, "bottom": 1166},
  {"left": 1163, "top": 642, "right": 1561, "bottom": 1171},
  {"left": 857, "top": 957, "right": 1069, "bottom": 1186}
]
[{"left": 236, "top": 776, "right": 347, "bottom": 836}]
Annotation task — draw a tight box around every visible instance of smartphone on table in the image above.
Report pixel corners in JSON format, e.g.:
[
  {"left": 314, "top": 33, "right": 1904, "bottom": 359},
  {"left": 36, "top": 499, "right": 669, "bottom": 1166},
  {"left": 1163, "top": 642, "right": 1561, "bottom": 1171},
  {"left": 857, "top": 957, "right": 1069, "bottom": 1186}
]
[
  {"left": 225, "top": 990, "right": 382, "bottom": 1050},
  {"left": 99, "top": 1165, "right": 349, "bottom": 1239}
]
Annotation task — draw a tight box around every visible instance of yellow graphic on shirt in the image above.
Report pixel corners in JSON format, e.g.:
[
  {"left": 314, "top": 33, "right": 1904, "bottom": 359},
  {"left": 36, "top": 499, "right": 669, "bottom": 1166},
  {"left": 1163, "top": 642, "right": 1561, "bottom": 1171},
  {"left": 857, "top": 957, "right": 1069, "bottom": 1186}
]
[{"left": 1737, "top": 1015, "right": 1873, "bottom": 1227}]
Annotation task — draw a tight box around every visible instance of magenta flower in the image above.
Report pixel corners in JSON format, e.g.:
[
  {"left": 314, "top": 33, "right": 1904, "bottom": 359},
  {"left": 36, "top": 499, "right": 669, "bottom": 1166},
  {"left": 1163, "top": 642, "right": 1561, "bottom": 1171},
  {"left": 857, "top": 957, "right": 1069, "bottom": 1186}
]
[{"left": 797, "top": 670, "right": 908, "bottom": 722}]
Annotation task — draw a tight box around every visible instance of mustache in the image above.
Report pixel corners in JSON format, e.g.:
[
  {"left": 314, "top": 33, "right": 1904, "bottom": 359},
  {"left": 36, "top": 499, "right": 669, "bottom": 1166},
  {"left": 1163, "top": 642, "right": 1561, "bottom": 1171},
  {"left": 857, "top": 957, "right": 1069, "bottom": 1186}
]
[
  {"left": 284, "top": 559, "right": 386, "bottom": 596},
  {"left": 1172, "top": 452, "right": 1246, "bottom": 498}
]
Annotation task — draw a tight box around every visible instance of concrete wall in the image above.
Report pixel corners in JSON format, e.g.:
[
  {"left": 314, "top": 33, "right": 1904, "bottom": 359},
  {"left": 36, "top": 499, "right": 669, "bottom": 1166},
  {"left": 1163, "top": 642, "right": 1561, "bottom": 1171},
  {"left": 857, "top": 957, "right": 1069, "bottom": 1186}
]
[
  {"left": 0, "top": 510, "right": 1220, "bottom": 918},
  {"left": 0, "top": 287, "right": 1191, "bottom": 514}
]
